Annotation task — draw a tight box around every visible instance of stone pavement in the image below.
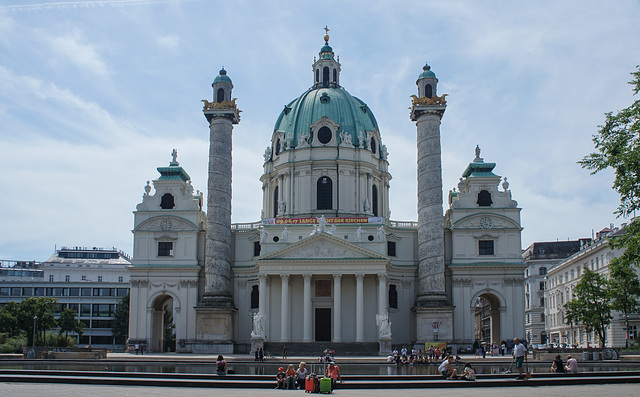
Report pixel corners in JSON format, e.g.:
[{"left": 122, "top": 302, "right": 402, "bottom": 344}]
[{"left": 3, "top": 383, "right": 640, "bottom": 397}]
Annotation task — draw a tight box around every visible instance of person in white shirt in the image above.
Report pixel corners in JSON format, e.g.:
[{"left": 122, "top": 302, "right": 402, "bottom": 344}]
[
  {"left": 513, "top": 338, "right": 527, "bottom": 379},
  {"left": 438, "top": 355, "right": 455, "bottom": 378},
  {"left": 565, "top": 355, "right": 578, "bottom": 373}
]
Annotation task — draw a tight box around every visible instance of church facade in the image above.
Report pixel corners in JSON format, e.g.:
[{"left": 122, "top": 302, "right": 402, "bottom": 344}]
[{"left": 127, "top": 32, "right": 525, "bottom": 354}]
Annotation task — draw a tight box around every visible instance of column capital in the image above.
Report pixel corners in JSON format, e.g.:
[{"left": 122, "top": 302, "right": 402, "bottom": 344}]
[
  {"left": 332, "top": 273, "right": 342, "bottom": 281},
  {"left": 303, "top": 274, "right": 312, "bottom": 282},
  {"left": 355, "top": 273, "right": 365, "bottom": 281},
  {"left": 259, "top": 274, "right": 268, "bottom": 283},
  {"left": 281, "top": 274, "right": 290, "bottom": 282},
  {"left": 377, "top": 273, "right": 387, "bottom": 282}
]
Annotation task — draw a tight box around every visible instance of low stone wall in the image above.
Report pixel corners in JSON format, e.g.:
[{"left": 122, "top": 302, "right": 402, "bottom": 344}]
[
  {"left": 532, "top": 348, "right": 620, "bottom": 361},
  {"left": 23, "top": 347, "right": 107, "bottom": 359}
]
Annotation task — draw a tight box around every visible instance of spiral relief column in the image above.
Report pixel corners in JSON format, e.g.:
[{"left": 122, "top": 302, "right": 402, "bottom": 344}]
[
  {"left": 410, "top": 63, "right": 453, "bottom": 342},
  {"left": 195, "top": 68, "right": 240, "bottom": 353}
]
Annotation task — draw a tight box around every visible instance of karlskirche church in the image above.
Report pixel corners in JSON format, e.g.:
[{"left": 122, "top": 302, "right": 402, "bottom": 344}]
[{"left": 127, "top": 31, "right": 525, "bottom": 355}]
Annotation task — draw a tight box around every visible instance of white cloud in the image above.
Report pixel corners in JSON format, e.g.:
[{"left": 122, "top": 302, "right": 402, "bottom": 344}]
[
  {"left": 42, "top": 29, "right": 110, "bottom": 76},
  {"left": 156, "top": 35, "right": 180, "bottom": 51}
]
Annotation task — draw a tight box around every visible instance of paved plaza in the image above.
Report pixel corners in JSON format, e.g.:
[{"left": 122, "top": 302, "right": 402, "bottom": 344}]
[{"left": 3, "top": 383, "right": 640, "bottom": 397}]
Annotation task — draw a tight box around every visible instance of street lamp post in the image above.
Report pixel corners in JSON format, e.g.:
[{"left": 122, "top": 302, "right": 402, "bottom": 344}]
[{"left": 32, "top": 315, "right": 37, "bottom": 347}]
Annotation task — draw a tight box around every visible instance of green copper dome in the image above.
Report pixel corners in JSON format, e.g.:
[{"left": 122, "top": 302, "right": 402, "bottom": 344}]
[
  {"left": 213, "top": 68, "right": 232, "bottom": 84},
  {"left": 417, "top": 63, "right": 436, "bottom": 80},
  {"left": 273, "top": 87, "right": 379, "bottom": 147}
]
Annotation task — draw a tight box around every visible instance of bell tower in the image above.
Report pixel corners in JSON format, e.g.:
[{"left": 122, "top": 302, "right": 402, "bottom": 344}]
[
  {"left": 410, "top": 62, "right": 454, "bottom": 343},
  {"left": 312, "top": 26, "right": 341, "bottom": 89}
]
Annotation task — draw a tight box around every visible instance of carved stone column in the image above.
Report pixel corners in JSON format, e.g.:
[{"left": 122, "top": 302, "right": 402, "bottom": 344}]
[
  {"left": 412, "top": 107, "right": 447, "bottom": 306},
  {"left": 303, "top": 274, "right": 312, "bottom": 342},
  {"left": 355, "top": 273, "right": 365, "bottom": 342},
  {"left": 333, "top": 274, "right": 342, "bottom": 342},
  {"left": 280, "top": 274, "right": 290, "bottom": 342}
]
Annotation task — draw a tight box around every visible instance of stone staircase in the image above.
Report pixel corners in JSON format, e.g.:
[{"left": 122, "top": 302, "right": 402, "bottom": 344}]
[{"left": 263, "top": 342, "right": 380, "bottom": 357}]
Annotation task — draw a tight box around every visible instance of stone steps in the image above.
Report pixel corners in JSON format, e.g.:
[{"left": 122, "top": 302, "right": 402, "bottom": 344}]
[{"left": 263, "top": 342, "right": 380, "bottom": 357}]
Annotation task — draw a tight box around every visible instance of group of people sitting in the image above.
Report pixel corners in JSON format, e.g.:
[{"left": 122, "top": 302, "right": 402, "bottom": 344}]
[
  {"left": 276, "top": 361, "right": 342, "bottom": 391},
  {"left": 551, "top": 354, "right": 578, "bottom": 373},
  {"left": 387, "top": 346, "right": 455, "bottom": 365},
  {"left": 438, "top": 355, "right": 476, "bottom": 381}
]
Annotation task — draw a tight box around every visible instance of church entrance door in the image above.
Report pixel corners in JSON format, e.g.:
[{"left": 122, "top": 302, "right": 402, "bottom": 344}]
[{"left": 315, "top": 308, "right": 331, "bottom": 341}]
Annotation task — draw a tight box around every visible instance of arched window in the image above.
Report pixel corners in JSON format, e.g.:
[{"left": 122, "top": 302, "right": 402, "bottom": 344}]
[
  {"left": 372, "top": 184, "right": 379, "bottom": 217},
  {"left": 371, "top": 137, "right": 377, "bottom": 154},
  {"left": 216, "top": 88, "right": 225, "bottom": 103},
  {"left": 317, "top": 176, "right": 332, "bottom": 210},
  {"left": 539, "top": 267, "right": 547, "bottom": 275},
  {"left": 323, "top": 67, "right": 329, "bottom": 86},
  {"left": 389, "top": 285, "right": 398, "bottom": 309},
  {"left": 275, "top": 138, "right": 281, "bottom": 155},
  {"left": 160, "top": 193, "right": 175, "bottom": 209},
  {"left": 477, "top": 190, "right": 492, "bottom": 206},
  {"left": 425, "top": 84, "right": 432, "bottom": 98},
  {"left": 317, "top": 126, "right": 332, "bottom": 144},
  {"left": 273, "top": 186, "right": 279, "bottom": 216},
  {"left": 315, "top": 69, "right": 319, "bottom": 83},
  {"left": 251, "top": 285, "right": 259, "bottom": 309},
  {"left": 333, "top": 68, "right": 337, "bottom": 83}
]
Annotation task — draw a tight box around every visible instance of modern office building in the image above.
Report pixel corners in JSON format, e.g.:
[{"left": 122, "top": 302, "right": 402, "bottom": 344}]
[{"left": 0, "top": 246, "right": 130, "bottom": 349}]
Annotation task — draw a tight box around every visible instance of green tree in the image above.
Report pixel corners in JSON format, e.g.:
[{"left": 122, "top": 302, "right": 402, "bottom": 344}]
[
  {"left": 608, "top": 258, "right": 640, "bottom": 348},
  {"left": 579, "top": 66, "right": 640, "bottom": 266},
  {"left": 18, "top": 297, "right": 58, "bottom": 346},
  {"left": 112, "top": 292, "right": 129, "bottom": 344},
  {"left": 0, "top": 301, "right": 21, "bottom": 337},
  {"left": 564, "top": 268, "right": 612, "bottom": 347},
  {"left": 57, "top": 308, "right": 85, "bottom": 339}
]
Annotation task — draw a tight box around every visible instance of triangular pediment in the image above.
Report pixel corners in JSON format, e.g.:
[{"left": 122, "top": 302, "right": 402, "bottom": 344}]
[{"left": 258, "top": 232, "right": 388, "bottom": 262}]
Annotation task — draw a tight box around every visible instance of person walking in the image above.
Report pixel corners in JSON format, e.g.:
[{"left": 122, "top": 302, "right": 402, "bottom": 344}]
[{"left": 513, "top": 338, "right": 527, "bottom": 380}]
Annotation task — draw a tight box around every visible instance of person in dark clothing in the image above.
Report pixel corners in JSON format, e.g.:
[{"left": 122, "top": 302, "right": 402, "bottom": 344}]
[{"left": 551, "top": 354, "right": 566, "bottom": 373}]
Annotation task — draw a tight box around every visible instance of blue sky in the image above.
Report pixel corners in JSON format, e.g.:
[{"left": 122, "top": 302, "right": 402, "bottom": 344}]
[{"left": 1, "top": 0, "right": 639, "bottom": 261}]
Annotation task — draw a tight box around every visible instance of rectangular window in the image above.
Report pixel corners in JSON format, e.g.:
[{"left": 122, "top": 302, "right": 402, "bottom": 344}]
[
  {"left": 22, "top": 287, "right": 33, "bottom": 296},
  {"left": 49, "top": 275, "right": 54, "bottom": 282},
  {"left": 80, "top": 304, "right": 91, "bottom": 317},
  {"left": 91, "top": 319, "right": 113, "bottom": 329},
  {"left": 34, "top": 287, "right": 45, "bottom": 296},
  {"left": 478, "top": 240, "right": 494, "bottom": 255},
  {"left": 0, "top": 287, "right": 9, "bottom": 296},
  {"left": 82, "top": 275, "right": 87, "bottom": 281},
  {"left": 118, "top": 276, "right": 124, "bottom": 283},
  {"left": 92, "top": 304, "right": 115, "bottom": 317},
  {"left": 97, "top": 276, "right": 103, "bottom": 283},
  {"left": 116, "top": 288, "right": 129, "bottom": 297},
  {"left": 539, "top": 281, "right": 545, "bottom": 291},
  {"left": 253, "top": 241, "right": 261, "bottom": 257},
  {"left": 65, "top": 275, "right": 70, "bottom": 282},
  {"left": 11, "top": 287, "right": 21, "bottom": 296},
  {"left": 158, "top": 241, "right": 173, "bottom": 257},
  {"left": 387, "top": 241, "right": 396, "bottom": 257},
  {"left": 540, "top": 297, "right": 544, "bottom": 307},
  {"left": 69, "top": 288, "right": 80, "bottom": 296},
  {"left": 68, "top": 303, "right": 79, "bottom": 315}
]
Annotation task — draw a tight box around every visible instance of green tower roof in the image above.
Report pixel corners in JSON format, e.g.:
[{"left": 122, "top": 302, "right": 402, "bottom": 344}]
[
  {"left": 157, "top": 164, "right": 191, "bottom": 182},
  {"left": 213, "top": 68, "right": 232, "bottom": 85}
]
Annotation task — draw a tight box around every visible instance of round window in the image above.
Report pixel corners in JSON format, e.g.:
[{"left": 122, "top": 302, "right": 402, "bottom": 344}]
[
  {"left": 273, "top": 236, "right": 280, "bottom": 242},
  {"left": 318, "top": 126, "right": 332, "bottom": 144},
  {"left": 367, "top": 235, "right": 374, "bottom": 241}
]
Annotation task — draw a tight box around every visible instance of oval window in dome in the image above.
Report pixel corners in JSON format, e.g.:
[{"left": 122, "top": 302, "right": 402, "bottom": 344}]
[
  {"left": 371, "top": 137, "right": 377, "bottom": 154},
  {"left": 318, "top": 126, "right": 332, "bottom": 144}
]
